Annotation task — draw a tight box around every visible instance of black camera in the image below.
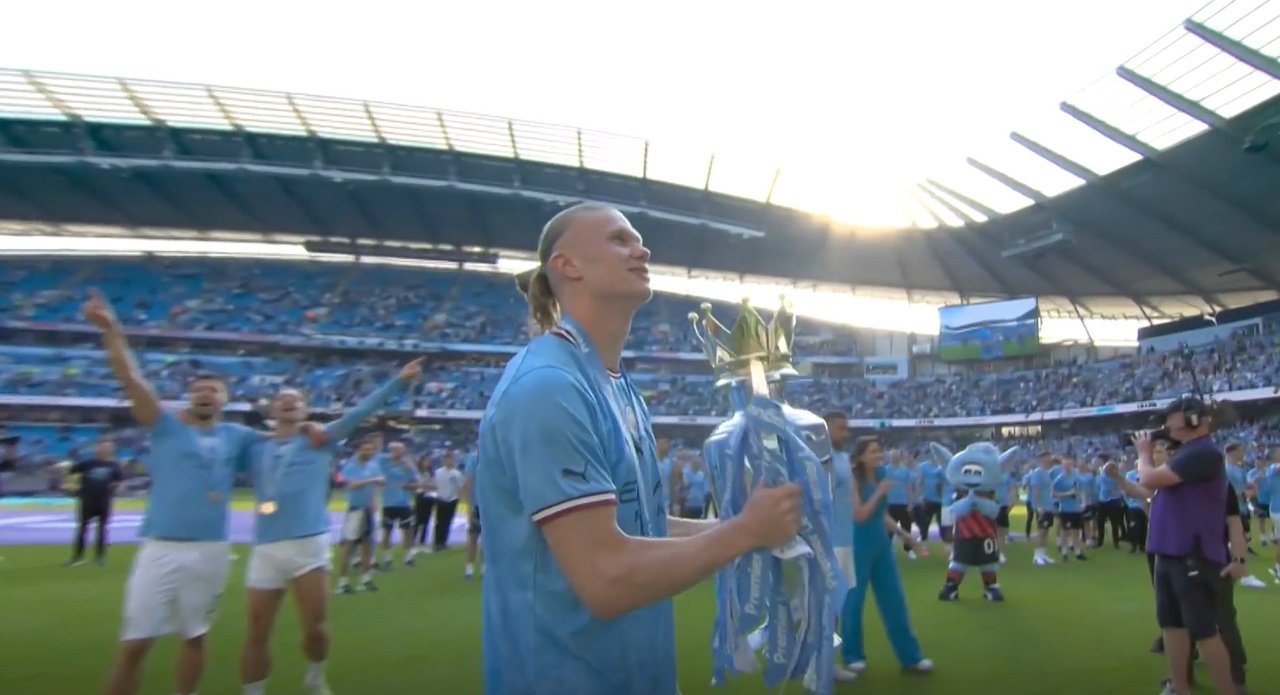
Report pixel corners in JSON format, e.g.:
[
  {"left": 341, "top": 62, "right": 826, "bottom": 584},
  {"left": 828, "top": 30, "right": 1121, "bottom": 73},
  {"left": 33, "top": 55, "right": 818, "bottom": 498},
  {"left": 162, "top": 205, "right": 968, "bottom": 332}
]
[{"left": 1120, "top": 427, "right": 1174, "bottom": 448}]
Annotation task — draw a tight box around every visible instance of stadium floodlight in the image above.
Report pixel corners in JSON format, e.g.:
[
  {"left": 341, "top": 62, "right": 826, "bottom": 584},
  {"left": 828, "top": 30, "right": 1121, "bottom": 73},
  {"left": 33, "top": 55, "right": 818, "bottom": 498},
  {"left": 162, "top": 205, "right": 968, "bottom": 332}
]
[{"left": 1001, "top": 221, "right": 1074, "bottom": 260}]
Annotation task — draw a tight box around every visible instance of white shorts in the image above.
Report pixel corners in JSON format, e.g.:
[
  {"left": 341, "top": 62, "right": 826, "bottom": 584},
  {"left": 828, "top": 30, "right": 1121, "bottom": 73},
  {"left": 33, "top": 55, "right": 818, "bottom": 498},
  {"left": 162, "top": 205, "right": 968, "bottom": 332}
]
[
  {"left": 340, "top": 508, "right": 376, "bottom": 542},
  {"left": 834, "top": 546, "right": 855, "bottom": 590},
  {"left": 246, "top": 534, "right": 331, "bottom": 590},
  {"left": 120, "top": 540, "right": 231, "bottom": 641},
  {"left": 940, "top": 505, "right": 955, "bottom": 527}
]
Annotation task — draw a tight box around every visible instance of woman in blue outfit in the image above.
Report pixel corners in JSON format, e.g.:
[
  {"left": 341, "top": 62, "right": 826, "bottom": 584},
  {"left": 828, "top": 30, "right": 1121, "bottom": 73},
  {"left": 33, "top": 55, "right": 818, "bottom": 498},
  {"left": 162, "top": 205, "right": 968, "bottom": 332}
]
[{"left": 840, "top": 435, "right": 934, "bottom": 675}]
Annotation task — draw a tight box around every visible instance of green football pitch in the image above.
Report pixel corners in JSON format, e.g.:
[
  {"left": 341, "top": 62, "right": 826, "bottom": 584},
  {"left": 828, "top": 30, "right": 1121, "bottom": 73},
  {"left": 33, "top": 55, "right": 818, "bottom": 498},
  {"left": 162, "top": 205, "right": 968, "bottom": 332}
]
[{"left": 3, "top": 522, "right": 1279, "bottom": 693}]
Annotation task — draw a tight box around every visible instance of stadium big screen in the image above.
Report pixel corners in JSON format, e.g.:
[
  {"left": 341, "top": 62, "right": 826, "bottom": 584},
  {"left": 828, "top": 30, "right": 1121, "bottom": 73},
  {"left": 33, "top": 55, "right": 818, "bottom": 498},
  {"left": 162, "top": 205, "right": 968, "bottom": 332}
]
[{"left": 937, "top": 296, "right": 1041, "bottom": 361}]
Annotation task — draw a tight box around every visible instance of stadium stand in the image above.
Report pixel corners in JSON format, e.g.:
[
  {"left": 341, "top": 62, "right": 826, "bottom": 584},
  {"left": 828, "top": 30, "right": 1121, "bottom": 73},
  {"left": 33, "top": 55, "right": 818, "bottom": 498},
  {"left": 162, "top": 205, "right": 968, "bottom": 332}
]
[{"left": 1, "top": 256, "right": 1278, "bottom": 482}]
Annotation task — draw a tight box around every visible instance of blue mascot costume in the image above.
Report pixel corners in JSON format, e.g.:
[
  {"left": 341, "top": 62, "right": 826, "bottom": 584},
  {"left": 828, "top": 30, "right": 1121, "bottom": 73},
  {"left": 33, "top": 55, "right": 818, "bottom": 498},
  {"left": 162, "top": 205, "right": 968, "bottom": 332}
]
[{"left": 931, "top": 442, "right": 1018, "bottom": 602}]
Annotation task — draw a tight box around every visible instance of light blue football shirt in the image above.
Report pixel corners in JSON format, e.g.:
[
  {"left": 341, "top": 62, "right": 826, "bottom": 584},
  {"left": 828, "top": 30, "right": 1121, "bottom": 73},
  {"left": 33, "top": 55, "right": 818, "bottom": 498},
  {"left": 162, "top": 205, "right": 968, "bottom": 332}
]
[
  {"left": 1097, "top": 471, "right": 1123, "bottom": 503},
  {"left": 1024, "top": 468, "right": 1055, "bottom": 511},
  {"left": 828, "top": 450, "right": 853, "bottom": 548},
  {"left": 381, "top": 457, "right": 419, "bottom": 509},
  {"left": 251, "top": 377, "right": 406, "bottom": 544},
  {"left": 884, "top": 463, "right": 911, "bottom": 506},
  {"left": 657, "top": 455, "right": 674, "bottom": 510},
  {"left": 918, "top": 461, "right": 943, "bottom": 503},
  {"left": 1077, "top": 471, "right": 1097, "bottom": 506},
  {"left": 138, "top": 411, "right": 258, "bottom": 542},
  {"left": 1053, "top": 472, "right": 1083, "bottom": 513},
  {"left": 1266, "top": 465, "right": 1280, "bottom": 514},
  {"left": 342, "top": 456, "right": 385, "bottom": 510},
  {"left": 475, "top": 321, "right": 675, "bottom": 695},
  {"left": 681, "top": 465, "right": 708, "bottom": 510},
  {"left": 995, "top": 470, "right": 1016, "bottom": 507},
  {"left": 1123, "top": 469, "right": 1145, "bottom": 510},
  {"left": 1249, "top": 467, "right": 1270, "bottom": 507},
  {"left": 1225, "top": 462, "right": 1248, "bottom": 505}
]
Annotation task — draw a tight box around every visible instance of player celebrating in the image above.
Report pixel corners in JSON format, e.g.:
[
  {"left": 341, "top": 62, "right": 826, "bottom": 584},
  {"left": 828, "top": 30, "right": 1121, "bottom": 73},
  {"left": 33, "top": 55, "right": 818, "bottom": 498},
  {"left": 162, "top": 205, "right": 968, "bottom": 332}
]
[
  {"left": 377, "top": 441, "right": 421, "bottom": 570},
  {"left": 85, "top": 289, "right": 259, "bottom": 695},
  {"left": 239, "top": 360, "right": 419, "bottom": 695},
  {"left": 334, "top": 435, "right": 386, "bottom": 593}
]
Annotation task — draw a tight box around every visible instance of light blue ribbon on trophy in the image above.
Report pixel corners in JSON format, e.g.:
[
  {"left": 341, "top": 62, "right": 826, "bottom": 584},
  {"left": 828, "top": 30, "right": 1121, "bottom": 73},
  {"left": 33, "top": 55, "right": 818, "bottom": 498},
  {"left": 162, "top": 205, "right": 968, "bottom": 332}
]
[{"left": 693, "top": 299, "right": 845, "bottom": 695}]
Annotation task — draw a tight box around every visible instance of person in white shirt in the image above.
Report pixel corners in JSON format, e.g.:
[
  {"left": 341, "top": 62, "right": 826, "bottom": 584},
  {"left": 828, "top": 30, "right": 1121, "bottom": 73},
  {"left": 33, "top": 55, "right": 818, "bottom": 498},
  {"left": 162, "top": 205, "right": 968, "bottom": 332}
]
[{"left": 430, "top": 451, "right": 465, "bottom": 551}]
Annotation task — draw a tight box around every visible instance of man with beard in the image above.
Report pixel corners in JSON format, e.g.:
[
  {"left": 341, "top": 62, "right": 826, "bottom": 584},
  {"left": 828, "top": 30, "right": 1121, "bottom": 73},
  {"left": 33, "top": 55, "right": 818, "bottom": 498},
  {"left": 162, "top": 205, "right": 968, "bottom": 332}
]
[{"left": 85, "top": 290, "right": 260, "bottom": 695}]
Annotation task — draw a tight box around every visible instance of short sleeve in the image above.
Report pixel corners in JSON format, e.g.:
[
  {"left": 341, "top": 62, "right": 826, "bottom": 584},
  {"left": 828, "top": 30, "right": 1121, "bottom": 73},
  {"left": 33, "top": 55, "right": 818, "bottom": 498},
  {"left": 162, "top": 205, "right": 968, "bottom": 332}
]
[
  {"left": 1168, "top": 446, "right": 1222, "bottom": 484},
  {"left": 492, "top": 367, "right": 617, "bottom": 525}
]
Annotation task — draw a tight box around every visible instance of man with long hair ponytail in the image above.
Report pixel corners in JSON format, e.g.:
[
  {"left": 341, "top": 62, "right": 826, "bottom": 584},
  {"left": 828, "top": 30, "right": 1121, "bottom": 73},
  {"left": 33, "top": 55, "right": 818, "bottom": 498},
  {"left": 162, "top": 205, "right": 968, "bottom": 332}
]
[{"left": 475, "top": 203, "right": 803, "bottom": 695}]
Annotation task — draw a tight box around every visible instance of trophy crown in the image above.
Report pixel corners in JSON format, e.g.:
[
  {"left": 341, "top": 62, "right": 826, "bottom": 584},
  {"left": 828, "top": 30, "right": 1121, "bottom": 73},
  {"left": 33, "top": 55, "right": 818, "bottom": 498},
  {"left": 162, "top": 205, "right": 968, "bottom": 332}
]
[{"left": 688, "top": 296, "right": 798, "bottom": 384}]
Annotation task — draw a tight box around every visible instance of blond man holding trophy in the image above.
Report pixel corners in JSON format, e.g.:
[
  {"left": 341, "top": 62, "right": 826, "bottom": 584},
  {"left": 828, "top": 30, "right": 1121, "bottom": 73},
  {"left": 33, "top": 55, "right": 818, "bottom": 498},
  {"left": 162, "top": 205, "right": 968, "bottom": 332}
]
[{"left": 474, "top": 203, "right": 803, "bottom": 695}]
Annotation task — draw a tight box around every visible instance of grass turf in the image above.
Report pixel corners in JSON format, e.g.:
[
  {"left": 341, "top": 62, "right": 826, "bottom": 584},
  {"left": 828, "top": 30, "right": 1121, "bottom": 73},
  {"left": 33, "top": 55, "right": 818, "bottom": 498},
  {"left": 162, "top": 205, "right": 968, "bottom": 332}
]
[{"left": 3, "top": 518, "right": 1279, "bottom": 693}]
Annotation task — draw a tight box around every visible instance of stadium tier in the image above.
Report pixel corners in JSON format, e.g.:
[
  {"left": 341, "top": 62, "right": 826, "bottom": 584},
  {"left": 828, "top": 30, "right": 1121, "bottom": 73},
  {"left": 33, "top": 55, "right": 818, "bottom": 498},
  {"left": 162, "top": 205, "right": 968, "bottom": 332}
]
[
  {"left": 0, "top": 257, "right": 861, "bottom": 355},
  {"left": 2, "top": 256, "right": 1279, "bottom": 466}
]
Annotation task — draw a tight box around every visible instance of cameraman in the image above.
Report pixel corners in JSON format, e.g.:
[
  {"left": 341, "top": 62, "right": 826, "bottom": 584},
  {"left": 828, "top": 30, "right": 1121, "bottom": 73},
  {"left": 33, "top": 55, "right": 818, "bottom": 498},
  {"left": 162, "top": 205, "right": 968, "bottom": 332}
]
[
  {"left": 1136, "top": 396, "right": 1236, "bottom": 695},
  {"left": 1108, "top": 457, "right": 1250, "bottom": 694}
]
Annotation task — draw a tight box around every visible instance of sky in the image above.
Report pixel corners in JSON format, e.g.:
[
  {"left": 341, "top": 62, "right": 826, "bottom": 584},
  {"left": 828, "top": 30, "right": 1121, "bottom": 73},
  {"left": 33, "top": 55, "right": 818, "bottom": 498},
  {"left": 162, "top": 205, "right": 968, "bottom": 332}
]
[{"left": 0, "top": 0, "right": 1210, "bottom": 228}]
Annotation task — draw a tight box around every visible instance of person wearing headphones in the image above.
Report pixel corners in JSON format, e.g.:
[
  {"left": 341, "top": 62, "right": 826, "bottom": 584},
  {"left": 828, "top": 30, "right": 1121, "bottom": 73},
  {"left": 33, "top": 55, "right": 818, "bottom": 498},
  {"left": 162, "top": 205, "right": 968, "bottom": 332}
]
[{"left": 1137, "top": 396, "right": 1237, "bottom": 695}]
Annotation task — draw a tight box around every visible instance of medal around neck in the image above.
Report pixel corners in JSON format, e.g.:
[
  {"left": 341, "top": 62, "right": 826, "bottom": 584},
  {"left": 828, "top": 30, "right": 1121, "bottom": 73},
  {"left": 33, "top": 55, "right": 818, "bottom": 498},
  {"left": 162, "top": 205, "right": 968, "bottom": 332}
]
[{"left": 691, "top": 298, "right": 846, "bottom": 695}]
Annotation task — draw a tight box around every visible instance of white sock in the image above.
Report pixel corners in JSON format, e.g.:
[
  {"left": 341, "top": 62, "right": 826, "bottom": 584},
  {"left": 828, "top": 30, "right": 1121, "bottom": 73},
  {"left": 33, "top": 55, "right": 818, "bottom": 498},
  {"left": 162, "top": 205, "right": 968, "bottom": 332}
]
[
  {"left": 336, "top": 576, "right": 349, "bottom": 586},
  {"left": 465, "top": 563, "right": 474, "bottom": 572},
  {"left": 304, "top": 661, "right": 326, "bottom": 686},
  {"left": 243, "top": 681, "right": 266, "bottom": 695},
  {"left": 361, "top": 572, "right": 372, "bottom": 584}
]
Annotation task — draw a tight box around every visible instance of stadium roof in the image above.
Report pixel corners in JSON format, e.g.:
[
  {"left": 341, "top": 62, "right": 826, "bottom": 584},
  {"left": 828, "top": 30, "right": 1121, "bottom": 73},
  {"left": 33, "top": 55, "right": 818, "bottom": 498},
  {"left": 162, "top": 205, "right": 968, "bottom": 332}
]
[{"left": 0, "top": 2, "right": 1278, "bottom": 324}]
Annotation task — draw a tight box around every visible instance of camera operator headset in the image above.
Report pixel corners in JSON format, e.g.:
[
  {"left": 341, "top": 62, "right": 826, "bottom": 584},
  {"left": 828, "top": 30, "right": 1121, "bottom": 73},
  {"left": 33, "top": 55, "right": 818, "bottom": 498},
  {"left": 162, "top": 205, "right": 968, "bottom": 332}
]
[{"left": 1134, "top": 384, "right": 1245, "bottom": 695}]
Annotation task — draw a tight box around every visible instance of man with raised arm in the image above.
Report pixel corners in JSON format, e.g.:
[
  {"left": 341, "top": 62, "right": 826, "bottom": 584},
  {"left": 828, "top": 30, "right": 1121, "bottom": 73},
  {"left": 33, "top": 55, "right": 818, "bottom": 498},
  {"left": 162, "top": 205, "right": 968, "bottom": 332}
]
[
  {"left": 84, "top": 289, "right": 259, "bottom": 695},
  {"left": 240, "top": 359, "right": 421, "bottom": 695}
]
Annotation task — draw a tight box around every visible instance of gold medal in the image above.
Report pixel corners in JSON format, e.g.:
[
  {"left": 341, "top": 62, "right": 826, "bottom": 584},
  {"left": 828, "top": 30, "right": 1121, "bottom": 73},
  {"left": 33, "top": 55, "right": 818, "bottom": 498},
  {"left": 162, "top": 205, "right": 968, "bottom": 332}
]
[{"left": 257, "top": 501, "right": 277, "bottom": 515}]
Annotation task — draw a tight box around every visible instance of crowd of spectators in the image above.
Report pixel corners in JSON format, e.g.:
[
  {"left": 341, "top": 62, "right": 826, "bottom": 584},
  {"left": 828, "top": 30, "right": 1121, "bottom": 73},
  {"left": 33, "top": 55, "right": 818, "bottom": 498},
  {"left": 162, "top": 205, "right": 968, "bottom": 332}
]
[{"left": 1, "top": 256, "right": 1278, "bottom": 479}]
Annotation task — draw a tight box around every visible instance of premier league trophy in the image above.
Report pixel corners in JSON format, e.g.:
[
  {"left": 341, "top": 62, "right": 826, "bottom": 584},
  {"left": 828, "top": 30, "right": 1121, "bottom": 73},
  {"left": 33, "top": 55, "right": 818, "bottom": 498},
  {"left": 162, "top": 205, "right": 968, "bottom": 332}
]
[{"left": 691, "top": 298, "right": 845, "bottom": 695}]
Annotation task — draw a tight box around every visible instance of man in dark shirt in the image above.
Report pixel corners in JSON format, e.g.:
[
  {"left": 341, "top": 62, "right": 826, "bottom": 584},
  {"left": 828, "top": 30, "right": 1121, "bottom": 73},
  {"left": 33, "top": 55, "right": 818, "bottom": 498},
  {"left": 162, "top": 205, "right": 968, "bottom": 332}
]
[
  {"left": 1108, "top": 463, "right": 1251, "bottom": 693},
  {"left": 1136, "top": 396, "right": 1235, "bottom": 695},
  {"left": 68, "top": 437, "right": 123, "bottom": 566}
]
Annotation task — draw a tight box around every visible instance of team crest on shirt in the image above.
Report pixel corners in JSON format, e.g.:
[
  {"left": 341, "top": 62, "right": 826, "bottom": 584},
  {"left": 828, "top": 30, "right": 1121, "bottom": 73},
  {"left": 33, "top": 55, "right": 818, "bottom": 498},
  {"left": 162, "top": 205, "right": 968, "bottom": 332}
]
[{"left": 195, "top": 432, "right": 224, "bottom": 469}]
